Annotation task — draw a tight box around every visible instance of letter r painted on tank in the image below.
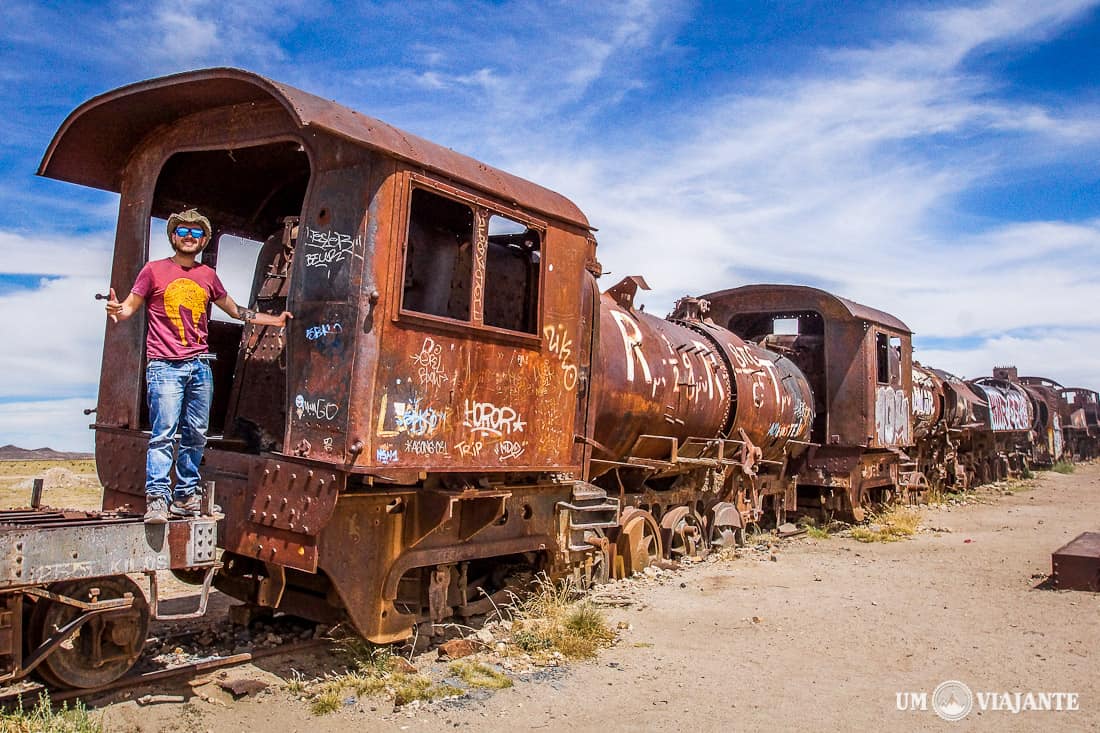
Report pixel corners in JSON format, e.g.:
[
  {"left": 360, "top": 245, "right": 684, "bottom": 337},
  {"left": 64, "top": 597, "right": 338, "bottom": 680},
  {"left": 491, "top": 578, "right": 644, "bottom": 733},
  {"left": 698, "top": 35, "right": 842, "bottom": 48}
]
[{"left": 610, "top": 310, "right": 652, "bottom": 384}]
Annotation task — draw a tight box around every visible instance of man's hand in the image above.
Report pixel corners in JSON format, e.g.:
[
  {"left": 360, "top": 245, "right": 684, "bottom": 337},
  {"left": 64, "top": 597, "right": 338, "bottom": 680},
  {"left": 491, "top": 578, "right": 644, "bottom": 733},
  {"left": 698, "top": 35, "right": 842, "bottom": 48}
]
[
  {"left": 251, "top": 310, "right": 294, "bottom": 328},
  {"left": 106, "top": 288, "right": 143, "bottom": 323},
  {"left": 106, "top": 288, "right": 122, "bottom": 323}
]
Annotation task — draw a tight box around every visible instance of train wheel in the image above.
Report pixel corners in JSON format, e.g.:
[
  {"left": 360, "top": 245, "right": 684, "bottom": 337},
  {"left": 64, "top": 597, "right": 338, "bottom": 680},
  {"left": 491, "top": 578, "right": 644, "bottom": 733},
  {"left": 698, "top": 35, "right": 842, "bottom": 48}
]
[
  {"left": 616, "top": 508, "right": 663, "bottom": 576},
  {"left": 578, "top": 529, "right": 610, "bottom": 588},
  {"left": 28, "top": 576, "right": 150, "bottom": 689},
  {"left": 661, "top": 507, "right": 708, "bottom": 560},
  {"left": 707, "top": 502, "right": 744, "bottom": 549}
]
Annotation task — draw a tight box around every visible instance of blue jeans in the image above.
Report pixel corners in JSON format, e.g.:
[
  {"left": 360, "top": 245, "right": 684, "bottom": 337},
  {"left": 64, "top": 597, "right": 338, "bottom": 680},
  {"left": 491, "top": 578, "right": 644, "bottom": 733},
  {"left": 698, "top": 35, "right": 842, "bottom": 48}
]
[{"left": 145, "top": 359, "right": 213, "bottom": 502}]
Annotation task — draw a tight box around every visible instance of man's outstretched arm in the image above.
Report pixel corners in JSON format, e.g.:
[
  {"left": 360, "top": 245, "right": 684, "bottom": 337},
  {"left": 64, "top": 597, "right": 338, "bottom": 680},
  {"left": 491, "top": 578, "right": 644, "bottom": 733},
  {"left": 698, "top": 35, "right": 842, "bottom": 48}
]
[{"left": 213, "top": 295, "right": 293, "bottom": 328}]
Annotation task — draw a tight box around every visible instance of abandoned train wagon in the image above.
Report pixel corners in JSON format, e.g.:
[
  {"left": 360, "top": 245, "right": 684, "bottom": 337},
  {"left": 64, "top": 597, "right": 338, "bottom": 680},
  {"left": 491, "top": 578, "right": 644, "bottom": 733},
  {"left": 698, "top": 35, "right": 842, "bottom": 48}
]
[
  {"left": 700, "top": 284, "right": 919, "bottom": 520},
  {"left": 39, "top": 67, "right": 617, "bottom": 643}
]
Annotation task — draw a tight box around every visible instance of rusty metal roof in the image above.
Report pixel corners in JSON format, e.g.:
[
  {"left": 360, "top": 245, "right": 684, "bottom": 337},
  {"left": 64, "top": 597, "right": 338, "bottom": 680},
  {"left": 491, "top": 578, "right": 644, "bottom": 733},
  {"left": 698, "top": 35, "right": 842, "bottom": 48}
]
[
  {"left": 38, "top": 67, "right": 590, "bottom": 229},
  {"left": 702, "top": 284, "right": 911, "bottom": 333}
]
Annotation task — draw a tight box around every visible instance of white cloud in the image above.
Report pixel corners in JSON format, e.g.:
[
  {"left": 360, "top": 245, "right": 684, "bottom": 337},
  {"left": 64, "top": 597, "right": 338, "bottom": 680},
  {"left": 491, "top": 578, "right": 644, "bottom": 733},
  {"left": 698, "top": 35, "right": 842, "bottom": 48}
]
[
  {"left": 917, "top": 329, "right": 1100, "bottom": 388},
  {"left": 0, "top": 230, "right": 112, "bottom": 277},
  {"left": 0, "top": 275, "right": 105, "bottom": 400},
  {"left": 103, "top": 0, "right": 313, "bottom": 72}
]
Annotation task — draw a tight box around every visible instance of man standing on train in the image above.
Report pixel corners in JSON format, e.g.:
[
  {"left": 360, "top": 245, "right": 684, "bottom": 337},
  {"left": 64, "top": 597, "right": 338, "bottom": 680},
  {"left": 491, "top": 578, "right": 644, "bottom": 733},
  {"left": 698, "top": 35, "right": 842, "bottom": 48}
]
[{"left": 105, "top": 209, "right": 293, "bottom": 524}]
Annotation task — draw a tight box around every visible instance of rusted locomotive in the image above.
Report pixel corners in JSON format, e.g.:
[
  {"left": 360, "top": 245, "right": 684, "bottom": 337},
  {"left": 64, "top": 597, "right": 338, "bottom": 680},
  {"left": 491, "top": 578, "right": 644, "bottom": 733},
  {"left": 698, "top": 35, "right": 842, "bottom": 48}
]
[
  {"left": 3, "top": 68, "right": 819, "bottom": 687},
  {"left": 3, "top": 68, "right": 1094, "bottom": 690},
  {"left": 1060, "top": 387, "right": 1100, "bottom": 460},
  {"left": 907, "top": 365, "right": 1093, "bottom": 493},
  {"left": 700, "top": 285, "right": 920, "bottom": 521}
]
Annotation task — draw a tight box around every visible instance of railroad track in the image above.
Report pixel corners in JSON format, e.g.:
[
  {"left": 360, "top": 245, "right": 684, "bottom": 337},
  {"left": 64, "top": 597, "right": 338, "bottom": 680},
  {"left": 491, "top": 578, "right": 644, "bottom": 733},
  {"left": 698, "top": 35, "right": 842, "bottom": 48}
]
[{"left": 0, "top": 637, "right": 331, "bottom": 707}]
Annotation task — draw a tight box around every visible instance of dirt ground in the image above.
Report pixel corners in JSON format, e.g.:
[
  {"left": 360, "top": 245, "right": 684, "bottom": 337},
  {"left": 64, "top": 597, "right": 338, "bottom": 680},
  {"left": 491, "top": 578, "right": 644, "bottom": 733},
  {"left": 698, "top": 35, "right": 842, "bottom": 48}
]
[
  {"left": 0, "top": 459, "right": 100, "bottom": 510},
  {"left": 67, "top": 463, "right": 1100, "bottom": 731}
]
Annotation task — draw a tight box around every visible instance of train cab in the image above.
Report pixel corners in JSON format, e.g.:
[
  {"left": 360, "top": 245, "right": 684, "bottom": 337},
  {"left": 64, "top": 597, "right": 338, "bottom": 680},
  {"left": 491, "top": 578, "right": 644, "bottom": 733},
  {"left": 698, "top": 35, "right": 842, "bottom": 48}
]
[{"left": 39, "top": 68, "right": 612, "bottom": 643}]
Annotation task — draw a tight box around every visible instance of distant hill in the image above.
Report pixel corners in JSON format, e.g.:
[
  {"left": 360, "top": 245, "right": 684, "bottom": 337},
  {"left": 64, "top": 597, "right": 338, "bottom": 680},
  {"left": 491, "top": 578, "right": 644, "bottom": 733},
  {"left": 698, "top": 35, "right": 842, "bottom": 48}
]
[{"left": 0, "top": 445, "right": 94, "bottom": 461}]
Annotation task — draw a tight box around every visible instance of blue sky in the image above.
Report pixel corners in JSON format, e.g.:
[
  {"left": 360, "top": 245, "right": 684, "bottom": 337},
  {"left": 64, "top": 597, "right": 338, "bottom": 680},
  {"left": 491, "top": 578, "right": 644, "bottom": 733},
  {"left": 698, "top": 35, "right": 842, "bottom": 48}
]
[{"left": 1, "top": 0, "right": 1098, "bottom": 450}]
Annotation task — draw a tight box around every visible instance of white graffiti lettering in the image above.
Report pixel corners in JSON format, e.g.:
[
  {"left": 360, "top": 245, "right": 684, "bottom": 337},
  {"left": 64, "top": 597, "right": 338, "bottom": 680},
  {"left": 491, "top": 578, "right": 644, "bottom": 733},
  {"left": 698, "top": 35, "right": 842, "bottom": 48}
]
[
  {"left": 392, "top": 398, "right": 448, "bottom": 437},
  {"left": 405, "top": 439, "right": 448, "bottom": 456},
  {"left": 463, "top": 400, "right": 526, "bottom": 438},
  {"left": 728, "top": 343, "right": 782, "bottom": 410},
  {"left": 875, "top": 385, "right": 911, "bottom": 445},
  {"left": 456, "top": 440, "right": 484, "bottom": 458},
  {"left": 912, "top": 385, "right": 935, "bottom": 419},
  {"left": 295, "top": 393, "right": 340, "bottom": 421},
  {"left": 303, "top": 226, "right": 360, "bottom": 270},
  {"left": 376, "top": 446, "right": 398, "bottom": 464},
  {"left": 543, "top": 324, "right": 579, "bottom": 391},
  {"left": 610, "top": 310, "right": 652, "bottom": 384},
  {"left": 106, "top": 555, "right": 170, "bottom": 574},
  {"left": 691, "top": 340, "right": 725, "bottom": 402},
  {"left": 495, "top": 440, "right": 526, "bottom": 461},
  {"left": 978, "top": 385, "right": 1031, "bottom": 431},
  {"left": 410, "top": 337, "right": 449, "bottom": 388},
  {"left": 767, "top": 421, "right": 804, "bottom": 439}
]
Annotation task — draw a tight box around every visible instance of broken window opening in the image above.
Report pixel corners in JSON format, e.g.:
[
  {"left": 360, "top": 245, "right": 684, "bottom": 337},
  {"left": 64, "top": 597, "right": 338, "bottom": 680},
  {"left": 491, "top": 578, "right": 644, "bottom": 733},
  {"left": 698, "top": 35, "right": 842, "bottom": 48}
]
[
  {"left": 876, "top": 334, "right": 903, "bottom": 385},
  {"left": 402, "top": 188, "right": 474, "bottom": 322},
  {"left": 876, "top": 333, "right": 890, "bottom": 384},
  {"left": 889, "top": 336, "right": 902, "bottom": 384},
  {"left": 484, "top": 214, "right": 541, "bottom": 334},
  {"left": 772, "top": 317, "right": 799, "bottom": 335}
]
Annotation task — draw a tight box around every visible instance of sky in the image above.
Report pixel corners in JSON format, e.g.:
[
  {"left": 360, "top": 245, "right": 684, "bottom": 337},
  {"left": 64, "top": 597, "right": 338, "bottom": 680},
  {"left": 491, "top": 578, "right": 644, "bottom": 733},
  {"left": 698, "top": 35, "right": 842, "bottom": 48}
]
[{"left": 1, "top": 0, "right": 1099, "bottom": 451}]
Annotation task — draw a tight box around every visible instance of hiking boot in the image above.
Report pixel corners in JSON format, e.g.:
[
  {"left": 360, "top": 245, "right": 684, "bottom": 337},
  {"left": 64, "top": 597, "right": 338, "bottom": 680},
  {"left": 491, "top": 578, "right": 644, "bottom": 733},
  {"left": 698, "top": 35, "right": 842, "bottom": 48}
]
[
  {"left": 144, "top": 496, "right": 169, "bottom": 524},
  {"left": 170, "top": 493, "right": 202, "bottom": 517}
]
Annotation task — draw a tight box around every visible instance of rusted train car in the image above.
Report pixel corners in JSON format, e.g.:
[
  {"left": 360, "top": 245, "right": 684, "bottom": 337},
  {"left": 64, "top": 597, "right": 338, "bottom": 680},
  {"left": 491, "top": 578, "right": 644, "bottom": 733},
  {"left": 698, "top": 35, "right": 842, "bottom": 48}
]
[
  {"left": 701, "top": 285, "right": 919, "bottom": 521},
  {"left": 909, "top": 364, "right": 986, "bottom": 491},
  {"left": 1061, "top": 387, "right": 1100, "bottom": 460},
  {"left": 13, "top": 68, "right": 819, "bottom": 686},
  {"left": 908, "top": 365, "right": 1087, "bottom": 492},
  {"left": 998, "top": 368, "right": 1066, "bottom": 468},
  {"left": 9, "top": 67, "right": 1095, "bottom": 690}
]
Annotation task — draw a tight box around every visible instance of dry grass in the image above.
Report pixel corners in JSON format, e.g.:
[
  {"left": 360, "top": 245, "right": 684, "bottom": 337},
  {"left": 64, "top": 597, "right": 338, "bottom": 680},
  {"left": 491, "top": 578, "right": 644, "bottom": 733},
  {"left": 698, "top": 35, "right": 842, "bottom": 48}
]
[
  {"left": 508, "top": 574, "right": 615, "bottom": 660},
  {"left": 306, "top": 668, "right": 461, "bottom": 714},
  {"left": 1051, "top": 460, "right": 1076, "bottom": 475},
  {"left": 798, "top": 515, "right": 834, "bottom": 540},
  {"left": 0, "top": 694, "right": 103, "bottom": 733},
  {"left": 448, "top": 660, "right": 513, "bottom": 689},
  {"left": 850, "top": 506, "right": 922, "bottom": 543},
  {"left": 391, "top": 676, "right": 463, "bottom": 707},
  {"left": 744, "top": 525, "right": 774, "bottom": 545},
  {"left": 333, "top": 634, "right": 392, "bottom": 676},
  {"left": 0, "top": 460, "right": 101, "bottom": 511},
  {"left": 300, "top": 635, "right": 463, "bottom": 714},
  {"left": 1000, "top": 477, "right": 1037, "bottom": 494}
]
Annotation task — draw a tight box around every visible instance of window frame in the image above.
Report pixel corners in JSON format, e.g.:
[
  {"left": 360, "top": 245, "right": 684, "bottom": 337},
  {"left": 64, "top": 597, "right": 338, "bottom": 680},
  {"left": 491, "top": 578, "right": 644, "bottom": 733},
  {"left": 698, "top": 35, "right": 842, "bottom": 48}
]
[{"left": 396, "top": 174, "right": 546, "bottom": 346}]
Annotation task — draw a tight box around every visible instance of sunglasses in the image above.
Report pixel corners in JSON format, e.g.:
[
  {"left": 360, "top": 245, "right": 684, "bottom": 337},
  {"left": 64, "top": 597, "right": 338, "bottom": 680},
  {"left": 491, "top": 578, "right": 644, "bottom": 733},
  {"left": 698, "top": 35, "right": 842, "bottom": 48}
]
[{"left": 174, "top": 226, "right": 207, "bottom": 238}]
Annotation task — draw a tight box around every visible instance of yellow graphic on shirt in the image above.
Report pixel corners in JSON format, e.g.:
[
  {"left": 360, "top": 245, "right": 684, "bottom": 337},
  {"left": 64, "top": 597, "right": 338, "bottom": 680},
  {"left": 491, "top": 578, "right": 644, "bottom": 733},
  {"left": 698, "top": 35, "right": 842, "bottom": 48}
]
[{"left": 164, "top": 278, "right": 209, "bottom": 345}]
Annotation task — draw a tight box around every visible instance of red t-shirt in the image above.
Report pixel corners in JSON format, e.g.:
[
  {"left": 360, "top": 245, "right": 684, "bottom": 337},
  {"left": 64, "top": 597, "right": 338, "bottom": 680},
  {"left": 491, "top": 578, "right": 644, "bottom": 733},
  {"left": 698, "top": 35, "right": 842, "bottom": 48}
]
[{"left": 131, "top": 259, "right": 227, "bottom": 360}]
